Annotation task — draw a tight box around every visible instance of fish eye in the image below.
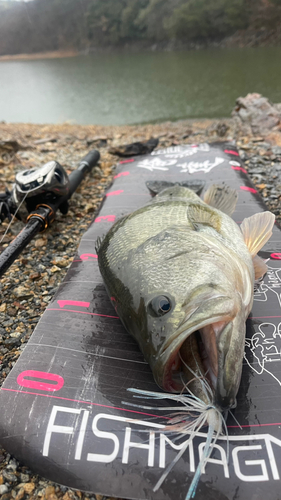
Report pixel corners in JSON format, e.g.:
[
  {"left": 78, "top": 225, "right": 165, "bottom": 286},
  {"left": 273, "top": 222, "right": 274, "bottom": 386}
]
[{"left": 149, "top": 296, "right": 172, "bottom": 316}]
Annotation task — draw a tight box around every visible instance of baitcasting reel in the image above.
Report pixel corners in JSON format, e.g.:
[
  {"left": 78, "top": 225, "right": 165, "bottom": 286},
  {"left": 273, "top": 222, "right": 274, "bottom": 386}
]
[{"left": 0, "top": 161, "right": 70, "bottom": 223}]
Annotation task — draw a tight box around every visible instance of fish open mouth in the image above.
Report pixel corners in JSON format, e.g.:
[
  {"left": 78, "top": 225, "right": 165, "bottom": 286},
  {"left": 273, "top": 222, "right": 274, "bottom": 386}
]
[
  {"left": 152, "top": 293, "right": 245, "bottom": 409},
  {"left": 161, "top": 319, "right": 230, "bottom": 394},
  {"left": 156, "top": 292, "right": 238, "bottom": 394}
]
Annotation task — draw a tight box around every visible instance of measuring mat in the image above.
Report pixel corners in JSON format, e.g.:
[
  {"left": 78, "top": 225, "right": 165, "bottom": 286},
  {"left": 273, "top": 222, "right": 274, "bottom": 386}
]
[{"left": 1, "top": 142, "right": 281, "bottom": 500}]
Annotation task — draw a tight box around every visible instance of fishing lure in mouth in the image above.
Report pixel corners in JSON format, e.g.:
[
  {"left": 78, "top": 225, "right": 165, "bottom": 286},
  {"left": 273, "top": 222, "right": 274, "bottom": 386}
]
[{"left": 97, "top": 180, "right": 275, "bottom": 497}]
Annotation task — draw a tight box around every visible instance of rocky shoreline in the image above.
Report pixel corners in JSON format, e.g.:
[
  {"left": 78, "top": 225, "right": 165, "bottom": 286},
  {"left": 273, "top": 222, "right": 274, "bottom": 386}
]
[{"left": 1, "top": 96, "right": 281, "bottom": 500}]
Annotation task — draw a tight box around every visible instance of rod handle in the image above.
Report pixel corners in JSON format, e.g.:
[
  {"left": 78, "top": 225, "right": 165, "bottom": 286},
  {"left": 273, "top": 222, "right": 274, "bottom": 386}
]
[
  {"left": 68, "top": 149, "right": 100, "bottom": 196},
  {"left": 79, "top": 149, "right": 100, "bottom": 172}
]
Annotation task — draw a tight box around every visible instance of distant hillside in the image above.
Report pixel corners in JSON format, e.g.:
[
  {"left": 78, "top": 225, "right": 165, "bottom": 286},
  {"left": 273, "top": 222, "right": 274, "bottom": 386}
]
[{"left": 0, "top": 0, "right": 280, "bottom": 55}]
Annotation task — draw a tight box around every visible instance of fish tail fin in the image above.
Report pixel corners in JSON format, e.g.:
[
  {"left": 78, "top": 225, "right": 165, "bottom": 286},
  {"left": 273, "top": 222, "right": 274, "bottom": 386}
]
[{"left": 203, "top": 184, "right": 238, "bottom": 216}]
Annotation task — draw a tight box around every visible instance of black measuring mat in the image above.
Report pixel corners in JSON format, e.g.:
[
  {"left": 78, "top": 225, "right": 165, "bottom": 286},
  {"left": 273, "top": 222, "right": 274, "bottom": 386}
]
[{"left": 1, "top": 142, "right": 281, "bottom": 500}]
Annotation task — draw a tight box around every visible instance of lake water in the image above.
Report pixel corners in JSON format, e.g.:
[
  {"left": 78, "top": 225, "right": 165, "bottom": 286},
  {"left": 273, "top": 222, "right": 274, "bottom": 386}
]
[{"left": 1, "top": 47, "right": 281, "bottom": 125}]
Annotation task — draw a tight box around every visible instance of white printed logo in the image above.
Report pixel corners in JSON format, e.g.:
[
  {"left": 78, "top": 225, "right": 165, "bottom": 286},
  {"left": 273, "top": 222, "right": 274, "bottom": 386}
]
[
  {"left": 44, "top": 405, "right": 281, "bottom": 484},
  {"left": 244, "top": 322, "right": 281, "bottom": 386},
  {"left": 254, "top": 266, "right": 281, "bottom": 307},
  {"left": 176, "top": 156, "right": 225, "bottom": 174},
  {"left": 137, "top": 157, "right": 177, "bottom": 172},
  {"left": 151, "top": 143, "right": 210, "bottom": 159}
]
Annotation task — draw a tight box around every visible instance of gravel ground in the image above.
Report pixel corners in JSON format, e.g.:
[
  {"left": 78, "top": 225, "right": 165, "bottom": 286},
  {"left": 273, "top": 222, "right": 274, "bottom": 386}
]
[{"left": 0, "top": 116, "right": 281, "bottom": 500}]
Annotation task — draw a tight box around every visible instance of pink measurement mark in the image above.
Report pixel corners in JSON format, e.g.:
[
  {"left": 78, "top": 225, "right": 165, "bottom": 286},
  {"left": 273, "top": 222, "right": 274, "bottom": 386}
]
[
  {"left": 48, "top": 308, "right": 119, "bottom": 319},
  {"left": 106, "top": 190, "right": 124, "bottom": 197},
  {"left": 119, "top": 159, "right": 135, "bottom": 164},
  {"left": 114, "top": 171, "right": 130, "bottom": 179},
  {"left": 240, "top": 186, "right": 257, "bottom": 194},
  {"left": 95, "top": 215, "right": 116, "bottom": 223},
  {"left": 271, "top": 253, "right": 281, "bottom": 260},
  {"left": 80, "top": 253, "right": 98, "bottom": 260},
  {"left": 224, "top": 149, "right": 239, "bottom": 156},
  {"left": 17, "top": 370, "right": 64, "bottom": 392},
  {"left": 57, "top": 300, "right": 90, "bottom": 309},
  {"left": 231, "top": 166, "right": 247, "bottom": 174}
]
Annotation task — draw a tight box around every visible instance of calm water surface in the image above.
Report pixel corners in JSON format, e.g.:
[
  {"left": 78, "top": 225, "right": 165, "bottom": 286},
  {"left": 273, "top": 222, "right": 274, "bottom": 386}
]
[{"left": 1, "top": 47, "right": 281, "bottom": 125}]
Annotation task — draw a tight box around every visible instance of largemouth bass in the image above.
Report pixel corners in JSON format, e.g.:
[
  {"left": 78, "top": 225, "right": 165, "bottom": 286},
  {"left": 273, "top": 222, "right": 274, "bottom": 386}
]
[{"left": 97, "top": 182, "right": 274, "bottom": 412}]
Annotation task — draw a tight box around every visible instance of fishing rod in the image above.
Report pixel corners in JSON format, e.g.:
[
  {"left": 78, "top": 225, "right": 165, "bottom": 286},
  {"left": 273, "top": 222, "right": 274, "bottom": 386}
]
[{"left": 0, "top": 149, "right": 100, "bottom": 278}]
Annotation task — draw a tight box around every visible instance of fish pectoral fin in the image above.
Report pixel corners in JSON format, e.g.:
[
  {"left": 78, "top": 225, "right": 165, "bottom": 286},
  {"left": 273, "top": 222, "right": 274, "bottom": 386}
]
[
  {"left": 203, "top": 184, "right": 238, "bottom": 216},
  {"left": 187, "top": 203, "right": 221, "bottom": 232},
  {"left": 146, "top": 179, "right": 205, "bottom": 196},
  {"left": 253, "top": 254, "right": 268, "bottom": 279},
  {"left": 240, "top": 211, "right": 275, "bottom": 256}
]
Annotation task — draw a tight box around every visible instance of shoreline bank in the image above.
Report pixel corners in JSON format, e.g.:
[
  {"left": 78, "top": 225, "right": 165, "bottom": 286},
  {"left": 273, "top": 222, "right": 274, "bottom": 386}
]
[
  {"left": 1, "top": 26, "right": 281, "bottom": 61},
  {"left": 0, "top": 50, "right": 79, "bottom": 62}
]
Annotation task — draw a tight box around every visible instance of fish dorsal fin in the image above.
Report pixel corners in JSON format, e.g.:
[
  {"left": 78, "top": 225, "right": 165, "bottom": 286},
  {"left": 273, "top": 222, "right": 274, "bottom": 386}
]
[
  {"left": 188, "top": 203, "right": 221, "bottom": 232},
  {"left": 240, "top": 211, "right": 275, "bottom": 256},
  {"left": 203, "top": 184, "right": 238, "bottom": 216},
  {"left": 146, "top": 180, "right": 205, "bottom": 196},
  {"left": 146, "top": 181, "right": 177, "bottom": 196},
  {"left": 253, "top": 255, "right": 268, "bottom": 279}
]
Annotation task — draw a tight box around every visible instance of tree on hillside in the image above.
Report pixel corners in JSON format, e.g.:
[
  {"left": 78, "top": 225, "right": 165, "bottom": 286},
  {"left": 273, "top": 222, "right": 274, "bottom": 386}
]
[
  {"left": 120, "top": 0, "right": 149, "bottom": 39},
  {"left": 135, "top": 0, "right": 181, "bottom": 41},
  {"left": 86, "top": 0, "right": 126, "bottom": 44},
  {"left": 166, "top": 0, "right": 249, "bottom": 40},
  {"left": 0, "top": 0, "right": 279, "bottom": 55}
]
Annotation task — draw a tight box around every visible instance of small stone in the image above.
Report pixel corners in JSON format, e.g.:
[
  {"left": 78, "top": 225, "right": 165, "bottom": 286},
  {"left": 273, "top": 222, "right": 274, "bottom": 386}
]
[
  {"left": 29, "top": 272, "right": 41, "bottom": 281},
  {"left": 45, "top": 485, "right": 57, "bottom": 498},
  {"left": 7, "top": 307, "right": 17, "bottom": 317},
  {"left": 23, "top": 482, "right": 35, "bottom": 494},
  {"left": 14, "top": 487, "right": 25, "bottom": 500},
  {"left": 2, "top": 470, "right": 17, "bottom": 482},
  {"left": 62, "top": 493, "right": 74, "bottom": 500},
  {"left": 19, "top": 473, "right": 30, "bottom": 483},
  {"left": 35, "top": 238, "right": 47, "bottom": 248},
  {"left": 13, "top": 301, "right": 26, "bottom": 310},
  {"left": 7, "top": 458, "right": 18, "bottom": 471},
  {"left": 0, "top": 485, "right": 9, "bottom": 494},
  {"left": 12, "top": 286, "right": 34, "bottom": 300},
  {"left": 50, "top": 266, "right": 61, "bottom": 273},
  {"left": 42, "top": 296, "right": 51, "bottom": 303},
  {"left": 0, "top": 303, "right": 7, "bottom": 312},
  {"left": 10, "top": 332, "right": 21, "bottom": 338},
  {"left": 51, "top": 258, "right": 69, "bottom": 268}
]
